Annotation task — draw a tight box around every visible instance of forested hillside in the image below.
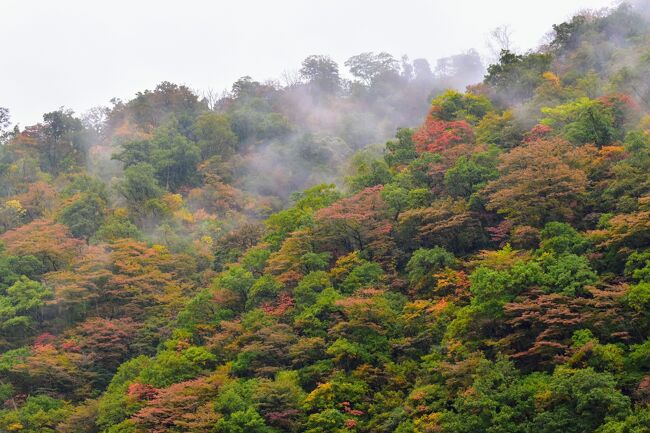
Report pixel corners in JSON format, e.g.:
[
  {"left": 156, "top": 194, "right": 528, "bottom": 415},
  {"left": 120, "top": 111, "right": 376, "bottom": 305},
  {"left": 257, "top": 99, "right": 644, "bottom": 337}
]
[{"left": 1, "top": 3, "right": 650, "bottom": 432}]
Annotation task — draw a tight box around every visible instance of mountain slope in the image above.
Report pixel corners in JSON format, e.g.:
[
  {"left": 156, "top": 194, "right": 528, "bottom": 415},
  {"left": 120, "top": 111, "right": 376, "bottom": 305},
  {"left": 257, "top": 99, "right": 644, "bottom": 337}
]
[{"left": 0, "top": 3, "right": 649, "bottom": 433}]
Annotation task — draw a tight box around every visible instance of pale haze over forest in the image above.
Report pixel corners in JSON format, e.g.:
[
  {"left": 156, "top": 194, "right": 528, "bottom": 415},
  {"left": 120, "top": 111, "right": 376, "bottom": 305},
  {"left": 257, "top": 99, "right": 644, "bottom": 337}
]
[
  {"left": 4, "top": 0, "right": 650, "bottom": 431},
  {"left": 2, "top": 0, "right": 615, "bottom": 127}
]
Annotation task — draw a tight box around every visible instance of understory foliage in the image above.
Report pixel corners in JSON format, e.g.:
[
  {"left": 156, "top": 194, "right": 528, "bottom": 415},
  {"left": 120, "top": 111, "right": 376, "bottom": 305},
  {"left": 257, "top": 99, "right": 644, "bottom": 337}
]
[{"left": 1, "top": 4, "right": 650, "bottom": 432}]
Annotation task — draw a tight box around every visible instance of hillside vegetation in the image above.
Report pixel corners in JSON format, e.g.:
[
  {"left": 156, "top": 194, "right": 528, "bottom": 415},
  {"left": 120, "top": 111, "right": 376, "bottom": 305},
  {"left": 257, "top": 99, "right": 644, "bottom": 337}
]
[{"left": 0, "top": 4, "right": 650, "bottom": 432}]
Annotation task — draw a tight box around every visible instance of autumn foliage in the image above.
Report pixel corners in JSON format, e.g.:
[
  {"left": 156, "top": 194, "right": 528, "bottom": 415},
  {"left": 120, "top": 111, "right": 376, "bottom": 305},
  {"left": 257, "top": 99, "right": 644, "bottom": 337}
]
[
  {"left": 413, "top": 116, "right": 475, "bottom": 153},
  {"left": 1, "top": 5, "right": 650, "bottom": 433}
]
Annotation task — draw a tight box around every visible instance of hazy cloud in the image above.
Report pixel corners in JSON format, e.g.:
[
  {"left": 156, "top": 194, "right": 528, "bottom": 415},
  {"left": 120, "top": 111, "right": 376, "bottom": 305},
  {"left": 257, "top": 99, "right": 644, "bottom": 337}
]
[{"left": 0, "top": 0, "right": 616, "bottom": 126}]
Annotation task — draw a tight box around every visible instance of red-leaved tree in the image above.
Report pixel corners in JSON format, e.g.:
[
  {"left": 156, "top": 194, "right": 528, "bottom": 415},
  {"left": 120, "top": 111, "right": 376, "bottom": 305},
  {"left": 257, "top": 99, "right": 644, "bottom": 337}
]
[{"left": 413, "top": 115, "right": 475, "bottom": 154}]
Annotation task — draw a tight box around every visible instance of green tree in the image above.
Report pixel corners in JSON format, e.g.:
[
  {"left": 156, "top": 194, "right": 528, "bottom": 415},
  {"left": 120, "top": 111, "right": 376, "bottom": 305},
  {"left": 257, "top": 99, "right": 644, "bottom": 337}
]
[
  {"left": 94, "top": 213, "right": 141, "bottom": 242},
  {"left": 0, "top": 277, "right": 52, "bottom": 340},
  {"left": 484, "top": 50, "right": 552, "bottom": 104},
  {"left": 444, "top": 147, "right": 499, "bottom": 198},
  {"left": 247, "top": 275, "right": 283, "bottom": 308},
  {"left": 193, "top": 112, "right": 238, "bottom": 159},
  {"left": 300, "top": 55, "right": 341, "bottom": 94},
  {"left": 57, "top": 193, "right": 106, "bottom": 240},
  {"left": 345, "top": 52, "right": 399, "bottom": 85},
  {"left": 116, "top": 163, "right": 163, "bottom": 208},
  {"left": 429, "top": 89, "right": 493, "bottom": 124},
  {"left": 541, "top": 97, "right": 618, "bottom": 146},
  {"left": 539, "top": 222, "right": 590, "bottom": 256},
  {"left": 384, "top": 128, "right": 417, "bottom": 168},
  {"left": 39, "top": 109, "right": 88, "bottom": 175},
  {"left": 114, "top": 118, "right": 201, "bottom": 190},
  {"left": 406, "top": 247, "right": 455, "bottom": 291}
]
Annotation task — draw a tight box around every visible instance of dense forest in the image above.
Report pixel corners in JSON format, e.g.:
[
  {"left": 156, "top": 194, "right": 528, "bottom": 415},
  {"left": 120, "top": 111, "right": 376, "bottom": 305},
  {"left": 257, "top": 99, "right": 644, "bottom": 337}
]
[{"left": 1, "top": 3, "right": 650, "bottom": 432}]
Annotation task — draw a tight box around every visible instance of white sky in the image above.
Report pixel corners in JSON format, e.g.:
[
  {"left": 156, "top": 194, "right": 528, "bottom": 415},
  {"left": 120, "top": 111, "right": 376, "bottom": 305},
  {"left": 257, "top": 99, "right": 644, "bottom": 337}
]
[{"left": 1, "top": 0, "right": 617, "bottom": 127}]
